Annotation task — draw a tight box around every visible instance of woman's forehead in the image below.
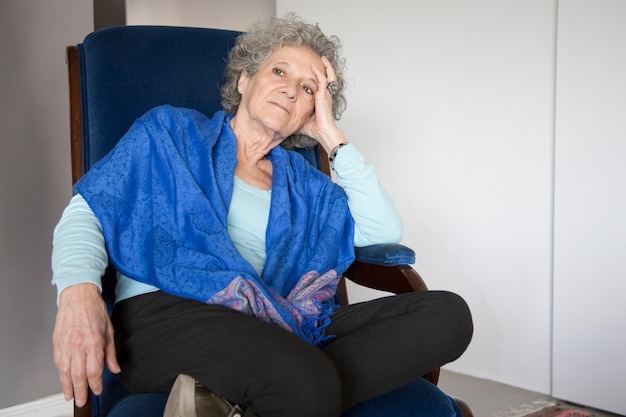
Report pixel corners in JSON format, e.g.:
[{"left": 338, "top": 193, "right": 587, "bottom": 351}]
[{"left": 266, "top": 46, "right": 323, "bottom": 67}]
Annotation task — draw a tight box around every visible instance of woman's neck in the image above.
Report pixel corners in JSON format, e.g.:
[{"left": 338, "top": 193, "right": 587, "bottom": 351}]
[{"left": 230, "top": 117, "right": 276, "bottom": 191}]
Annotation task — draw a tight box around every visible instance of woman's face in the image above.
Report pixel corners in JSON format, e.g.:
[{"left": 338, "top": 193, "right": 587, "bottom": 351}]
[{"left": 236, "top": 46, "right": 324, "bottom": 140}]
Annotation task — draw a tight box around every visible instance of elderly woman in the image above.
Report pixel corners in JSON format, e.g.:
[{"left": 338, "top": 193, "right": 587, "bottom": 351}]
[{"left": 52, "top": 14, "right": 472, "bottom": 417}]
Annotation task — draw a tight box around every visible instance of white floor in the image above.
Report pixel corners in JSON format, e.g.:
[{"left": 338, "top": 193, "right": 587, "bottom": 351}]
[{"left": 438, "top": 370, "right": 624, "bottom": 417}]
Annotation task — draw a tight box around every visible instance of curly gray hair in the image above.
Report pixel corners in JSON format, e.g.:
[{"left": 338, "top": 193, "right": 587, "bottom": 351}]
[{"left": 221, "top": 13, "right": 347, "bottom": 149}]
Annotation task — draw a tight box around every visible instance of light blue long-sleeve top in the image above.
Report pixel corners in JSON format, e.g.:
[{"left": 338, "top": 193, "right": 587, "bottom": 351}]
[{"left": 51, "top": 143, "right": 402, "bottom": 303}]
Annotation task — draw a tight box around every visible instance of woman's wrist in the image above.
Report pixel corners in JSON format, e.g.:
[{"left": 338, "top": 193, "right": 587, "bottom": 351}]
[
  {"left": 328, "top": 142, "right": 349, "bottom": 171},
  {"left": 313, "top": 125, "right": 347, "bottom": 154}
]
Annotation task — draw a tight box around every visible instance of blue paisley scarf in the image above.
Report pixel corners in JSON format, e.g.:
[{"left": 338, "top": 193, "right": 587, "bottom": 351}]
[{"left": 75, "top": 105, "right": 355, "bottom": 345}]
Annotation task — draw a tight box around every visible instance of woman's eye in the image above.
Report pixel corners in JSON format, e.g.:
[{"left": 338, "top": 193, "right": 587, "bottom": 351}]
[
  {"left": 303, "top": 86, "right": 314, "bottom": 95},
  {"left": 273, "top": 68, "right": 284, "bottom": 76}
]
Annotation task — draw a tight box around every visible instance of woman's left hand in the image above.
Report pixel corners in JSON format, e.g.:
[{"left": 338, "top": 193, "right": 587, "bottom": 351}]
[{"left": 299, "top": 56, "right": 348, "bottom": 153}]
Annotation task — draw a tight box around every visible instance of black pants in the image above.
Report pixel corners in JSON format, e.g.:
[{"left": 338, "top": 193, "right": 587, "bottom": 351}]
[{"left": 112, "top": 290, "right": 472, "bottom": 417}]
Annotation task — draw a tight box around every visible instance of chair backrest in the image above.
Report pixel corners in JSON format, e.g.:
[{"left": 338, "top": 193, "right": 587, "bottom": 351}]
[{"left": 68, "top": 25, "right": 323, "bottom": 179}]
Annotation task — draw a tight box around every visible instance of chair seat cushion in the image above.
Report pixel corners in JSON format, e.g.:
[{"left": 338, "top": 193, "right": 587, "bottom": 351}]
[
  {"left": 343, "top": 377, "right": 462, "bottom": 417},
  {"left": 104, "top": 378, "right": 460, "bottom": 417},
  {"left": 106, "top": 393, "right": 168, "bottom": 417}
]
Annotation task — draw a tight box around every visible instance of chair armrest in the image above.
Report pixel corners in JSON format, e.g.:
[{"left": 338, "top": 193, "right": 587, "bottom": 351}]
[
  {"left": 336, "top": 243, "right": 426, "bottom": 306},
  {"left": 344, "top": 258, "right": 428, "bottom": 295},
  {"left": 354, "top": 243, "right": 415, "bottom": 266}
]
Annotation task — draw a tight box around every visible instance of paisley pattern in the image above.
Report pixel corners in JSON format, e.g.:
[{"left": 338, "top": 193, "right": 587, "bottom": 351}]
[
  {"left": 74, "top": 106, "right": 355, "bottom": 345},
  {"left": 207, "top": 269, "right": 340, "bottom": 344}
]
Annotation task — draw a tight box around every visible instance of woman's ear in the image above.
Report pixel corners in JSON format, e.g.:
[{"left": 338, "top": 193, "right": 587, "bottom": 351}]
[{"left": 237, "top": 70, "right": 249, "bottom": 95}]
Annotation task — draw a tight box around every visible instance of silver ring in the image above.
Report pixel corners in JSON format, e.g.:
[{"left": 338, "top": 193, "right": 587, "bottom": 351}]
[{"left": 327, "top": 81, "right": 338, "bottom": 95}]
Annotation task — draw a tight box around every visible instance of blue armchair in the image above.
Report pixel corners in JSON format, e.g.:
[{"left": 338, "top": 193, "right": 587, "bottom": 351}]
[{"left": 66, "top": 25, "right": 472, "bottom": 417}]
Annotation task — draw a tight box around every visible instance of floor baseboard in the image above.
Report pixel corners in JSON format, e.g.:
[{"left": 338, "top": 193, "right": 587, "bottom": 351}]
[{"left": 0, "top": 394, "right": 73, "bottom": 417}]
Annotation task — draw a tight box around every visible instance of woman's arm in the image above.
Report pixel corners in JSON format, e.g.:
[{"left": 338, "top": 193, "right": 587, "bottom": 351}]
[
  {"left": 52, "top": 194, "right": 108, "bottom": 301},
  {"left": 51, "top": 194, "right": 120, "bottom": 406},
  {"left": 295, "top": 57, "right": 402, "bottom": 246},
  {"left": 332, "top": 143, "right": 403, "bottom": 247}
]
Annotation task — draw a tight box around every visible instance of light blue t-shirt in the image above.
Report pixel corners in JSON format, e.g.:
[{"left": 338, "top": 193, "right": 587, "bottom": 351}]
[{"left": 227, "top": 176, "right": 271, "bottom": 276}]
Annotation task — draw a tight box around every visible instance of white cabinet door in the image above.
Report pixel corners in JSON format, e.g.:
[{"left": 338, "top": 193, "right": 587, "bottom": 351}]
[{"left": 553, "top": 1, "right": 626, "bottom": 415}]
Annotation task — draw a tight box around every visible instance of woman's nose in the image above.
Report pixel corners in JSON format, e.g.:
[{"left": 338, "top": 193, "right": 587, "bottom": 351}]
[{"left": 282, "top": 81, "right": 297, "bottom": 100}]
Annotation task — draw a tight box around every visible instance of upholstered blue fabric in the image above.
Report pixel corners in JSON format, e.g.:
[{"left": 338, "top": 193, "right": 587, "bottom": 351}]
[
  {"left": 74, "top": 26, "right": 439, "bottom": 417},
  {"left": 105, "top": 393, "right": 167, "bottom": 417},
  {"left": 96, "top": 368, "right": 143, "bottom": 417},
  {"left": 79, "top": 25, "right": 241, "bottom": 170},
  {"left": 100, "top": 377, "right": 461, "bottom": 417},
  {"left": 343, "top": 378, "right": 463, "bottom": 417},
  {"left": 355, "top": 243, "right": 416, "bottom": 266}
]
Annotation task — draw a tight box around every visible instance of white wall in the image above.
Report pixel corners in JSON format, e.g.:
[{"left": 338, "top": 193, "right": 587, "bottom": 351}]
[
  {"left": 278, "top": 0, "right": 557, "bottom": 394},
  {"left": 553, "top": 1, "right": 626, "bottom": 414},
  {"left": 125, "top": 0, "right": 275, "bottom": 31},
  {"left": 0, "top": 0, "right": 93, "bottom": 409}
]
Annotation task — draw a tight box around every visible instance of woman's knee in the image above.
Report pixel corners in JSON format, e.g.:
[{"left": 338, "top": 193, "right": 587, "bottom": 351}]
[{"left": 434, "top": 290, "right": 474, "bottom": 360}]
